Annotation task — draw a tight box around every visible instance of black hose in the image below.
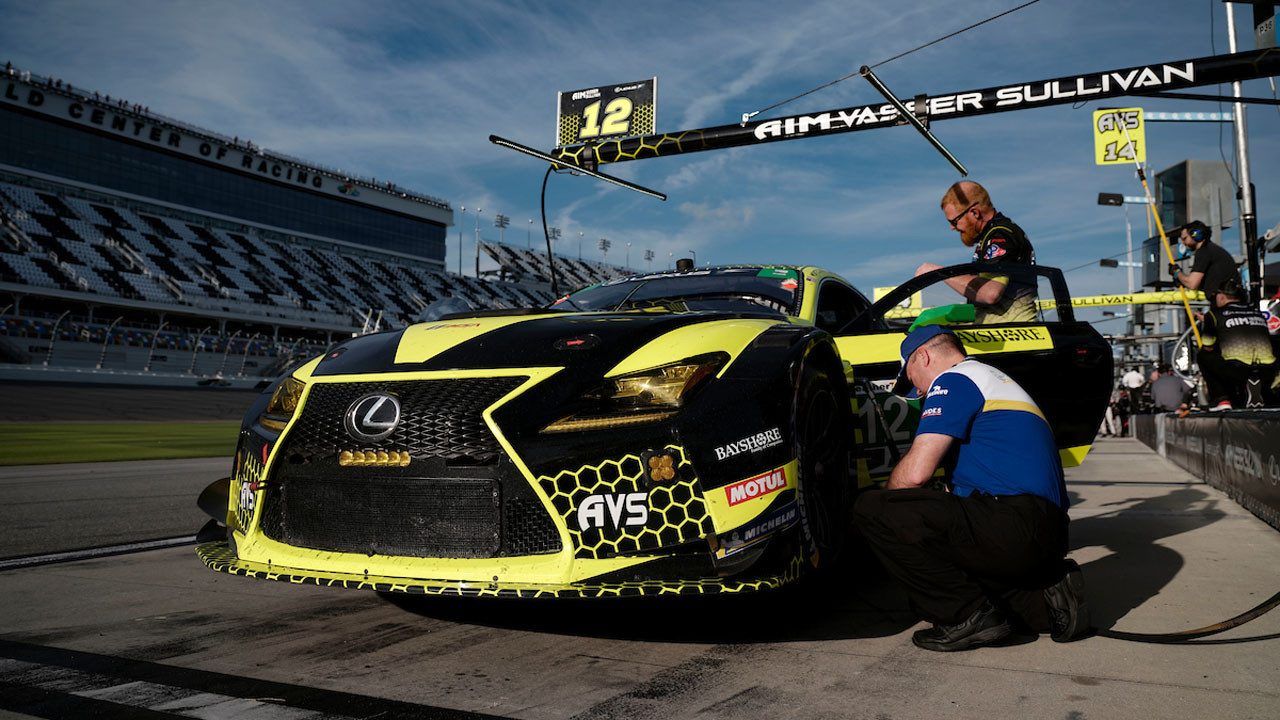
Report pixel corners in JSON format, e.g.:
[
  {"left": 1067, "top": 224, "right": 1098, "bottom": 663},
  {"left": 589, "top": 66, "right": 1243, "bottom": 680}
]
[
  {"left": 540, "top": 165, "right": 559, "bottom": 298},
  {"left": 1096, "top": 589, "right": 1280, "bottom": 644}
]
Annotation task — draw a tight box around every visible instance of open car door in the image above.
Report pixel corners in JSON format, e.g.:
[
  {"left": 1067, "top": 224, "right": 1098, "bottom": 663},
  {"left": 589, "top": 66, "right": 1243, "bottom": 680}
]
[{"left": 832, "top": 263, "right": 1113, "bottom": 487}]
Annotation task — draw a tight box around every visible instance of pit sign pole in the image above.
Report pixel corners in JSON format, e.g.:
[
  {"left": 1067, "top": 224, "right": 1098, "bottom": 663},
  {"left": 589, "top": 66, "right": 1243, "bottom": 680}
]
[{"left": 1093, "top": 107, "right": 1202, "bottom": 347}]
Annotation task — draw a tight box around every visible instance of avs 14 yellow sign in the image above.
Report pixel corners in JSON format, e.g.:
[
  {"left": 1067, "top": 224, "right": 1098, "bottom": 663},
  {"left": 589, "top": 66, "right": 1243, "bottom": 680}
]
[{"left": 1093, "top": 107, "right": 1145, "bottom": 165}]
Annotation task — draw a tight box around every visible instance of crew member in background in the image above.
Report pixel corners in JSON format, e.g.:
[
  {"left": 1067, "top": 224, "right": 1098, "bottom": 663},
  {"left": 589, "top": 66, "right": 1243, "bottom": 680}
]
[
  {"left": 1196, "top": 278, "right": 1277, "bottom": 410},
  {"left": 853, "top": 326, "right": 1089, "bottom": 652},
  {"left": 1171, "top": 220, "right": 1238, "bottom": 299},
  {"left": 915, "top": 181, "right": 1038, "bottom": 324},
  {"left": 1149, "top": 363, "right": 1192, "bottom": 413}
]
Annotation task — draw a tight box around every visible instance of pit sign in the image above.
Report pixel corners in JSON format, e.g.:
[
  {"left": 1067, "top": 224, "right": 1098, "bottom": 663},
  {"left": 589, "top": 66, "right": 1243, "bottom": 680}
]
[
  {"left": 557, "top": 78, "right": 656, "bottom": 147},
  {"left": 1093, "top": 108, "right": 1145, "bottom": 165}
]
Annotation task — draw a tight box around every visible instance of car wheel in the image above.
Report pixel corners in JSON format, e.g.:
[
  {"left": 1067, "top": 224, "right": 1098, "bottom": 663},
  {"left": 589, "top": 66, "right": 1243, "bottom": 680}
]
[{"left": 793, "top": 359, "right": 851, "bottom": 573}]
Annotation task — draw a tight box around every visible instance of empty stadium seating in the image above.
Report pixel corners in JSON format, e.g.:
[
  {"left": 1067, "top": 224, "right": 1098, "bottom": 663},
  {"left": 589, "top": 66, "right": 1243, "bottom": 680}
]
[
  {"left": 479, "top": 241, "right": 630, "bottom": 289},
  {"left": 0, "top": 176, "right": 554, "bottom": 336}
]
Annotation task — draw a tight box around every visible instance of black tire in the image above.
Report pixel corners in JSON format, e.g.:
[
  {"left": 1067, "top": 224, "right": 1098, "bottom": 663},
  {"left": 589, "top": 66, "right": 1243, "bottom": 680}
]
[{"left": 793, "top": 356, "right": 852, "bottom": 574}]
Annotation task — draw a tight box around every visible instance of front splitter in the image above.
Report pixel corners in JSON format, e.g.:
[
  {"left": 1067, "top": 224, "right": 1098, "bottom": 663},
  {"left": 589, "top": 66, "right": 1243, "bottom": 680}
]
[{"left": 197, "top": 541, "right": 802, "bottom": 599}]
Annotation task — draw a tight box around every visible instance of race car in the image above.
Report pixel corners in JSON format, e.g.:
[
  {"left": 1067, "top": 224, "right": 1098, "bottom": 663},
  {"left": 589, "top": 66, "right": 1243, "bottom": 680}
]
[{"left": 197, "top": 262, "right": 1111, "bottom": 598}]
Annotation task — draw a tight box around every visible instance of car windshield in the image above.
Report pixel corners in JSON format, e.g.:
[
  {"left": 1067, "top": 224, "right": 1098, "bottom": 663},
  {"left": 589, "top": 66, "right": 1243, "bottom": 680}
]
[{"left": 552, "top": 267, "right": 801, "bottom": 317}]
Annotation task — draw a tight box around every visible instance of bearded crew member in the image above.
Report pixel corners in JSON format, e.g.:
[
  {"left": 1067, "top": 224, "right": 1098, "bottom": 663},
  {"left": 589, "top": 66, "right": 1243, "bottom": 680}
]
[{"left": 916, "top": 180, "right": 1038, "bottom": 324}]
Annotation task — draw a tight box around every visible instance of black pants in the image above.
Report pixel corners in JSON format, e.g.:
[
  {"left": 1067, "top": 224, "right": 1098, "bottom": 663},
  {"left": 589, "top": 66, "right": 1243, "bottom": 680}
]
[
  {"left": 1197, "top": 351, "right": 1277, "bottom": 406},
  {"left": 853, "top": 488, "right": 1068, "bottom": 629}
]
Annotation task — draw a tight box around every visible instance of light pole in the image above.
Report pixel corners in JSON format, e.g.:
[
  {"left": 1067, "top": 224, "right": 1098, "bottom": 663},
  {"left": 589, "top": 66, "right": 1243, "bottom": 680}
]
[
  {"left": 188, "top": 325, "right": 211, "bottom": 375},
  {"left": 96, "top": 315, "right": 123, "bottom": 369},
  {"left": 1097, "top": 192, "right": 1148, "bottom": 295},
  {"left": 1225, "top": 3, "right": 1259, "bottom": 302},
  {"left": 578, "top": 231, "right": 584, "bottom": 259},
  {"left": 238, "top": 332, "right": 262, "bottom": 376},
  {"left": 457, "top": 206, "right": 465, "bottom": 276},
  {"left": 668, "top": 252, "right": 673, "bottom": 269},
  {"left": 218, "top": 330, "right": 242, "bottom": 376},
  {"left": 144, "top": 321, "right": 169, "bottom": 373},
  {"left": 494, "top": 214, "right": 510, "bottom": 245},
  {"left": 527, "top": 218, "right": 534, "bottom": 248},
  {"left": 473, "top": 208, "right": 483, "bottom": 277},
  {"left": 42, "top": 310, "right": 70, "bottom": 367},
  {"left": 625, "top": 242, "right": 632, "bottom": 269}
]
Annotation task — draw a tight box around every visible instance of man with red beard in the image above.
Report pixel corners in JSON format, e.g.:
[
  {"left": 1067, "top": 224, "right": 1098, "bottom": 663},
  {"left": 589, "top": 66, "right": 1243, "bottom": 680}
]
[{"left": 915, "top": 181, "right": 1038, "bottom": 324}]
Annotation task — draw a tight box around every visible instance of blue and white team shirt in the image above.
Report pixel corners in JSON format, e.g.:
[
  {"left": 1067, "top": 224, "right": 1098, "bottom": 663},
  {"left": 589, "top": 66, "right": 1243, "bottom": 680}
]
[{"left": 915, "top": 358, "right": 1067, "bottom": 508}]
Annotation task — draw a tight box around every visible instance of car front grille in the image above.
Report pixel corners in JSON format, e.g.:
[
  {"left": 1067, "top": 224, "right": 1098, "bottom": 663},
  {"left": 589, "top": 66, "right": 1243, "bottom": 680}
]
[
  {"left": 280, "top": 377, "right": 525, "bottom": 465},
  {"left": 260, "top": 476, "right": 502, "bottom": 558},
  {"left": 258, "top": 377, "right": 562, "bottom": 558}
]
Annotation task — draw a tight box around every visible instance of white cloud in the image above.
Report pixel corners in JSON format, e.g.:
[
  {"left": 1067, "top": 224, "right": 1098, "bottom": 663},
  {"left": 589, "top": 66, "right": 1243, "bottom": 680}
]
[{"left": 1, "top": 0, "right": 1276, "bottom": 291}]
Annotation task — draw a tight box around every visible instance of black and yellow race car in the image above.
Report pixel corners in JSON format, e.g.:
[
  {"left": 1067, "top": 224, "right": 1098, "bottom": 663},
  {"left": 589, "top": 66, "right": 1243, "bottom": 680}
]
[{"left": 197, "top": 262, "right": 1111, "bottom": 597}]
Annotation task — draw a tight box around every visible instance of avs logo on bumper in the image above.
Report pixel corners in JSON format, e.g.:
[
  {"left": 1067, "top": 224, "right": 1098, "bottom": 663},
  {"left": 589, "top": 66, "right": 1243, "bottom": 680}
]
[
  {"left": 344, "top": 394, "right": 401, "bottom": 442},
  {"left": 577, "top": 492, "right": 649, "bottom": 531},
  {"left": 724, "top": 466, "right": 788, "bottom": 506}
]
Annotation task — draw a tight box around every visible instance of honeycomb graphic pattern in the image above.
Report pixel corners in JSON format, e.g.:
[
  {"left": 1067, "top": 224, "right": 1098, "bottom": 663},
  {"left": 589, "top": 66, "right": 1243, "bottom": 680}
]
[
  {"left": 557, "top": 115, "right": 582, "bottom": 147},
  {"left": 198, "top": 542, "right": 803, "bottom": 598},
  {"left": 230, "top": 436, "right": 266, "bottom": 532},
  {"left": 631, "top": 103, "right": 655, "bottom": 135},
  {"left": 554, "top": 129, "right": 709, "bottom": 167},
  {"left": 536, "top": 445, "right": 714, "bottom": 559}
]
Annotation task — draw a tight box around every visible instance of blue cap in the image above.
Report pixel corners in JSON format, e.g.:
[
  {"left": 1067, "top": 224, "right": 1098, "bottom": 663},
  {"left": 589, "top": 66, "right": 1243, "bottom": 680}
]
[{"left": 892, "top": 325, "right": 955, "bottom": 398}]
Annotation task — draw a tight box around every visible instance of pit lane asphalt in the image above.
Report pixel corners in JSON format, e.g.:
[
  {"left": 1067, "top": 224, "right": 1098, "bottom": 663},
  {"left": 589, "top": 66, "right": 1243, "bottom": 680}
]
[
  {"left": 0, "top": 457, "right": 225, "bottom": 559},
  {"left": 1, "top": 439, "right": 1278, "bottom": 720}
]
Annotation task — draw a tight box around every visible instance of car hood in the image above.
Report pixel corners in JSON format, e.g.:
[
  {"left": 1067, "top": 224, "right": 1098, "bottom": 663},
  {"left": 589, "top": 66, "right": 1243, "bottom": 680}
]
[{"left": 305, "top": 310, "right": 785, "bottom": 378}]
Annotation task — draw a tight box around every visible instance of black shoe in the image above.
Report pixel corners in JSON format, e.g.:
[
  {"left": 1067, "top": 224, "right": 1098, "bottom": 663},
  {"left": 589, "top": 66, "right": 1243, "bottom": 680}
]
[
  {"left": 1044, "top": 559, "right": 1091, "bottom": 642},
  {"left": 911, "top": 602, "right": 1012, "bottom": 652}
]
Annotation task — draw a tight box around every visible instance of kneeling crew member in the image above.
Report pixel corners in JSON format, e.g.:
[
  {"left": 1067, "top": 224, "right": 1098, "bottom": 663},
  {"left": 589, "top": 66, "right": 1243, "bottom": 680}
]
[
  {"left": 1197, "top": 278, "right": 1277, "bottom": 410},
  {"left": 853, "top": 326, "right": 1089, "bottom": 651}
]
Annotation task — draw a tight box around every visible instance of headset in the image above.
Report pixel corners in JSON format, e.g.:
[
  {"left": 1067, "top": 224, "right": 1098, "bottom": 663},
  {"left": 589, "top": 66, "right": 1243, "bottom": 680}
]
[{"left": 1185, "top": 221, "right": 1210, "bottom": 245}]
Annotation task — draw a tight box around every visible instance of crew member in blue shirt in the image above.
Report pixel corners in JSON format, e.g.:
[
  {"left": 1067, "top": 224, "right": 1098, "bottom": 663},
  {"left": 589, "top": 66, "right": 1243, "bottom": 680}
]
[{"left": 852, "top": 325, "right": 1090, "bottom": 651}]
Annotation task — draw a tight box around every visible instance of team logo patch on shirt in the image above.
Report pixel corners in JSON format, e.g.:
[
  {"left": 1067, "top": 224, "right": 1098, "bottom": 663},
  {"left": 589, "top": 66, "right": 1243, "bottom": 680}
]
[
  {"left": 921, "top": 407, "right": 943, "bottom": 418},
  {"left": 984, "top": 243, "right": 1007, "bottom": 260},
  {"left": 927, "top": 385, "right": 948, "bottom": 398}
]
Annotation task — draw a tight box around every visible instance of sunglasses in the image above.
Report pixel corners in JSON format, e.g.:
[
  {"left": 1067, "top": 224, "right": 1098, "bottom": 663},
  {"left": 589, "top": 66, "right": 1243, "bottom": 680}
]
[{"left": 947, "top": 202, "right": 977, "bottom": 228}]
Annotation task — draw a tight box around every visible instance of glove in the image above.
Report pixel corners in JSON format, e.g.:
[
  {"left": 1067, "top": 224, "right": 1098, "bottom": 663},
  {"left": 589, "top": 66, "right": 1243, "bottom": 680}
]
[{"left": 1168, "top": 263, "right": 1181, "bottom": 278}]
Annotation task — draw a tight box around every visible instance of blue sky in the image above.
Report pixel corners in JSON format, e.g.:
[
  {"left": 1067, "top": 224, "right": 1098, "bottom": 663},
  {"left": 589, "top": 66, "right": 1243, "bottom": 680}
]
[{"left": 2, "top": 0, "right": 1277, "bottom": 324}]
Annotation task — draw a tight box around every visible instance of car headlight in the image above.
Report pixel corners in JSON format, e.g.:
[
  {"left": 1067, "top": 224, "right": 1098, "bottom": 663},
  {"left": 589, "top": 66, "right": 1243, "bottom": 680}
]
[
  {"left": 542, "top": 354, "right": 726, "bottom": 433},
  {"left": 259, "top": 377, "right": 305, "bottom": 432}
]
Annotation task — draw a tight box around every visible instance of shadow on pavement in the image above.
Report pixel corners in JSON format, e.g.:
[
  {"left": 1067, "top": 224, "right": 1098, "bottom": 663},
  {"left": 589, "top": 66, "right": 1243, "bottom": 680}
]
[
  {"left": 383, "top": 551, "right": 919, "bottom": 644},
  {"left": 1070, "top": 487, "right": 1226, "bottom": 631}
]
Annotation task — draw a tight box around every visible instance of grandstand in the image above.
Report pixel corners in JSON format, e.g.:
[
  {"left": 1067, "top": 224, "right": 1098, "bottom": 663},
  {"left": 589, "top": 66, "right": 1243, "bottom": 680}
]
[
  {"left": 479, "top": 240, "right": 631, "bottom": 290},
  {"left": 0, "top": 64, "right": 552, "bottom": 387}
]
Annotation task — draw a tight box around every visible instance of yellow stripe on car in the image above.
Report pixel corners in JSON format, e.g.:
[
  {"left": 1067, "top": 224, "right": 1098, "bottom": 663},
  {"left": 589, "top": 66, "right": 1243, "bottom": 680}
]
[
  {"left": 606, "top": 319, "right": 780, "bottom": 378},
  {"left": 834, "top": 326, "right": 1053, "bottom": 365},
  {"left": 394, "top": 315, "right": 552, "bottom": 365}
]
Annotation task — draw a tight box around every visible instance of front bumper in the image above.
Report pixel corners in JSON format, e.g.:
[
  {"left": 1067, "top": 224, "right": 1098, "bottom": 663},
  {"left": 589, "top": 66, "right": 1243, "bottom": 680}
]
[{"left": 197, "top": 541, "right": 802, "bottom": 598}]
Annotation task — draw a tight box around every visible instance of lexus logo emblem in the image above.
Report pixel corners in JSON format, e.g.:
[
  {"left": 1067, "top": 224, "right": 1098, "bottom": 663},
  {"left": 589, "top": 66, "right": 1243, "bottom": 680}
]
[{"left": 344, "top": 394, "right": 401, "bottom": 442}]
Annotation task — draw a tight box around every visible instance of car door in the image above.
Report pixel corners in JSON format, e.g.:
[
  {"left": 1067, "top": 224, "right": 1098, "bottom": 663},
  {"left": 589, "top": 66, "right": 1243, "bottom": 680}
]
[{"left": 831, "top": 263, "right": 1113, "bottom": 487}]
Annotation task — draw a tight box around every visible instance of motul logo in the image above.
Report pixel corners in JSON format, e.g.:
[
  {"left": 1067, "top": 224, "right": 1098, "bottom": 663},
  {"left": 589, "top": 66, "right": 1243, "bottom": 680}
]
[{"left": 725, "top": 467, "right": 788, "bottom": 506}]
